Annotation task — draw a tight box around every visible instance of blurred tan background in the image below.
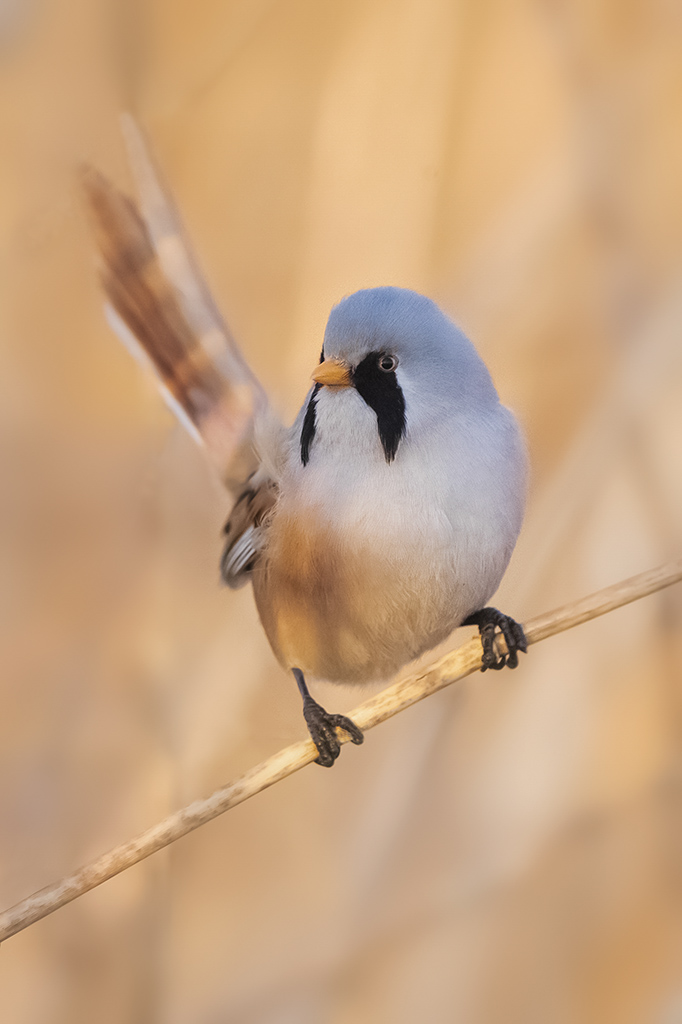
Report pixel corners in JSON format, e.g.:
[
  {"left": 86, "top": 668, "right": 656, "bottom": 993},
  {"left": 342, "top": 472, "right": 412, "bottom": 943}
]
[{"left": 1, "top": 0, "right": 682, "bottom": 1021}]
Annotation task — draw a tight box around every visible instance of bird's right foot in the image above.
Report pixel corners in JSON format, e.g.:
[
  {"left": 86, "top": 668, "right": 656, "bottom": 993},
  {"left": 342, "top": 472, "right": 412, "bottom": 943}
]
[
  {"left": 293, "top": 668, "right": 364, "bottom": 767},
  {"left": 302, "top": 695, "right": 364, "bottom": 767}
]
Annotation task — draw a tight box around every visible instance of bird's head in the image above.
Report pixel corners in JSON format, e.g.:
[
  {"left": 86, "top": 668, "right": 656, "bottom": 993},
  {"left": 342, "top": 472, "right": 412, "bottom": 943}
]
[{"left": 301, "top": 287, "right": 499, "bottom": 467}]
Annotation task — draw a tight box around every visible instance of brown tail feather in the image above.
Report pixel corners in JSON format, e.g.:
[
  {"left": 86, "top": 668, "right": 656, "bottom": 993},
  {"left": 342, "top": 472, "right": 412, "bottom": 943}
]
[
  {"left": 82, "top": 166, "right": 222, "bottom": 407},
  {"left": 81, "top": 160, "right": 267, "bottom": 491}
]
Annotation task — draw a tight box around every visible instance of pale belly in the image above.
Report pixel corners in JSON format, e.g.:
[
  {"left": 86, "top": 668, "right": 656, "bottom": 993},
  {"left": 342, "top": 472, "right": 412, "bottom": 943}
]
[{"left": 252, "top": 506, "right": 494, "bottom": 685}]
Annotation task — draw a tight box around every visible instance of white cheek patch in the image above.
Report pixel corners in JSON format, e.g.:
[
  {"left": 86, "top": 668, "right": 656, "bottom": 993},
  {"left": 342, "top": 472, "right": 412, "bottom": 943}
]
[{"left": 313, "top": 387, "right": 379, "bottom": 456}]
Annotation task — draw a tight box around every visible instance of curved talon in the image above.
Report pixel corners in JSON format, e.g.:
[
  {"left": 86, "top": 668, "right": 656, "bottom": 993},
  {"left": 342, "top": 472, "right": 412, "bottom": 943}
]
[
  {"left": 479, "top": 623, "right": 503, "bottom": 671},
  {"left": 293, "top": 667, "right": 364, "bottom": 767},
  {"left": 463, "top": 607, "right": 527, "bottom": 673},
  {"left": 302, "top": 695, "right": 364, "bottom": 767},
  {"left": 327, "top": 713, "right": 364, "bottom": 746}
]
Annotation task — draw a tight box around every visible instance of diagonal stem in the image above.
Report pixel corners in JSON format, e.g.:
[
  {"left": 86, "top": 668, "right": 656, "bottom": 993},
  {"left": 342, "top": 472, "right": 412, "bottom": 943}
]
[{"left": 0, "top": 557, "right": 680, "bottom": 944}]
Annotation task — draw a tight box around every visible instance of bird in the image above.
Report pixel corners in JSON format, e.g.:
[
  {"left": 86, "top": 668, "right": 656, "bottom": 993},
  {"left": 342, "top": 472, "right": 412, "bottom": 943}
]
[{"left": 82, "top": 117, "right": 528, "bottom": 768}]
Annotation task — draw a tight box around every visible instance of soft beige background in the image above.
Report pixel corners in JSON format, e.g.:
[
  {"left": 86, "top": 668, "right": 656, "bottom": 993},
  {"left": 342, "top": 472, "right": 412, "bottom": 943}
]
[{"left": 1, "top": 1, "right": 682, "bottom": 1021}]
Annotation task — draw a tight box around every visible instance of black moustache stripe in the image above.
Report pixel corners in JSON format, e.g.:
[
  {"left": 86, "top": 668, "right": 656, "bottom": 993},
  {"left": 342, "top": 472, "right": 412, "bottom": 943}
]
[
  {"left": 299, "top": 352, "right": 407, "bottom": 465},
  {"left": 352, "top": 352, "right": 406, "bottom": 463},
  {"left": 300, "top": 382, "right": 321, "bottom": 466}
]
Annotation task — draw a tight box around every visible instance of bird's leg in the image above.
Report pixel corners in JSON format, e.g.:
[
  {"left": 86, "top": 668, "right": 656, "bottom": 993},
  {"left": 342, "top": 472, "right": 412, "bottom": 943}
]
[
  {"left": 292, "top": 668, "right": 364, "bottom": 768},
  {"left": 462, "top": 607, "right": 527, "bottom": 671}
]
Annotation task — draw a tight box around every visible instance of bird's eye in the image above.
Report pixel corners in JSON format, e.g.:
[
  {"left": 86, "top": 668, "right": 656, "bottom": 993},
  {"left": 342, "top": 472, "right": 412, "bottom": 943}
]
[{"left": 378, "top": 354, "right": 398, "bottom": 372}]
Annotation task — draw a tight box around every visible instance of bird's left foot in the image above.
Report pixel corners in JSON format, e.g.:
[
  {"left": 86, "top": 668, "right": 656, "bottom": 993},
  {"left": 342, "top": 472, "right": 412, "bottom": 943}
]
[{"left": 462, "top": 607, "right": 527, "bottom": 671}]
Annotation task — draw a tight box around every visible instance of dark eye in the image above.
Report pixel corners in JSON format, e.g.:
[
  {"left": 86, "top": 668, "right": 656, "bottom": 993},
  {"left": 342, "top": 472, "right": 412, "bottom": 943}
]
[{"left": 378, "top": 354, "right": 398, "bottom": 372}]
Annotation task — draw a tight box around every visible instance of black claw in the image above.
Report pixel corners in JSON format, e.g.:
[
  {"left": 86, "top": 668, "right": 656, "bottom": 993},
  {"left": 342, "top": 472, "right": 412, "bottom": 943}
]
[
  {"left": 462, "top": 607, "right": 527, "bottom": 673},
  {"left": 303, "top": 696, "right": 338, "bottom": 766},
  {"left": 293, "top": 667, "right": 364, "bottom": 766},
  {"left": 512, "top": 619, "right": 528, "bottom": 653},
  {"left": 302, "top": 696, "right": 364, "bottom": 767},
  {"left": 327, "top": 713, "right": 364, "bottom": 746}
]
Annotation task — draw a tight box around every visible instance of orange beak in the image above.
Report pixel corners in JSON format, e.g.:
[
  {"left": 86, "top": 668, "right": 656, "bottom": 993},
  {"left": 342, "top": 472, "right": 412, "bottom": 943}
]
[{"left": 311, "top": 358, "right": 352, "bottom": 389}]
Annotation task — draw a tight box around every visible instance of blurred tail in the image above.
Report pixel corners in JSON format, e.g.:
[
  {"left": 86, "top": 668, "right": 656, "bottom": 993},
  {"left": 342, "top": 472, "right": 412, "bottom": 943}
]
[{"left": 81, "top": 116, "right": 270, "bottom": 492}]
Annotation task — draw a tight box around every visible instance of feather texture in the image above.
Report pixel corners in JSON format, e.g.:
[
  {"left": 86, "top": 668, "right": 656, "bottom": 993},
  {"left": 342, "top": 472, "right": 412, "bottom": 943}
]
[
  {"left": 83, "top": 123, "right": 527, "bottom": 687},
  {"left": 81, "top": 117, "right": 270, "bottom": 493}
]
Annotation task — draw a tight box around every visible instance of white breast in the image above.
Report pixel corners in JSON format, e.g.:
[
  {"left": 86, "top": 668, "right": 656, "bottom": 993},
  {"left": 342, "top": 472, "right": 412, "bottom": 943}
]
[{"left": 255, "top": 386, "right": 526, "bottom": 685}]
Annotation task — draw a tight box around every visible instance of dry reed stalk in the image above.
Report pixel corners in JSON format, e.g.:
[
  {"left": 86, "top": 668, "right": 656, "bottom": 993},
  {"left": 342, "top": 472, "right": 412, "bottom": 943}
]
[{"left": 1, "top": 557, "right": 680, "bottom": 944}]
